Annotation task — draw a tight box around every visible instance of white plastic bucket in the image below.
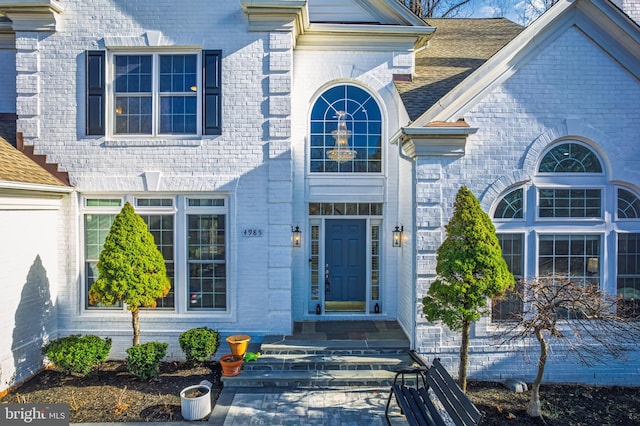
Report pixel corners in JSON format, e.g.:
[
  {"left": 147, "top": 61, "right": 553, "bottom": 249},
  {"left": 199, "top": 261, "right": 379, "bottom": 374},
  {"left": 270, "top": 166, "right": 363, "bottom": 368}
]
[{"left": 180, "top": 380, "right": 212, "bottom": 421}]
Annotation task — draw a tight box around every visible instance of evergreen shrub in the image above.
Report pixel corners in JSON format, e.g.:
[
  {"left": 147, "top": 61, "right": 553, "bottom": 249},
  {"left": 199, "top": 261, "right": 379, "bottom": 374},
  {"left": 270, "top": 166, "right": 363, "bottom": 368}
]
[
  {"left": 126, "top": 341, "right": 168, "bottom": 380},
  {"left": 179, "top": 327, "right": 220, "bottom": 365},
  {"left": 41, "top": 335, "right": 112, "bottom": 376}
]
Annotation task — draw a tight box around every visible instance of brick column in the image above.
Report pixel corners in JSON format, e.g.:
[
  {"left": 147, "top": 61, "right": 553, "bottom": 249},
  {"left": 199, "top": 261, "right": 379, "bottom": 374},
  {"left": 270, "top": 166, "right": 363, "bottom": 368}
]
[
  {"left": 15, "top": 32, "right": 40, "bottom": 140},
  {"left": 266, "top": 31, "right": 294, "bottom": 323}
]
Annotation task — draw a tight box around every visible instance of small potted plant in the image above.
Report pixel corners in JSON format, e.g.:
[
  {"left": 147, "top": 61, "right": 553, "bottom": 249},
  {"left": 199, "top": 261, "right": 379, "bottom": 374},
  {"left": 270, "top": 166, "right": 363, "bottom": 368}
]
[
  {"left": 226, "top": 334, "right": 251, "bottom": 357},
  {"left": 220, "top": 353, "right": 243, "bottom": 376}
]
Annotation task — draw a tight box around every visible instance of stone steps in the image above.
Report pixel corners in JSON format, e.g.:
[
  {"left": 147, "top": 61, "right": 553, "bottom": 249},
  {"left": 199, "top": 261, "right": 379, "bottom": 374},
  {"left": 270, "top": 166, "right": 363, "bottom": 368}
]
[
  {"left": 220, "top": 368, "right": 401, "bottom": 388},
  {"left": 242, "top": 353, "right": 408, "bottom": 371},
  {"left": 221, "top": 336, "right": 415, "bottom": 388}
]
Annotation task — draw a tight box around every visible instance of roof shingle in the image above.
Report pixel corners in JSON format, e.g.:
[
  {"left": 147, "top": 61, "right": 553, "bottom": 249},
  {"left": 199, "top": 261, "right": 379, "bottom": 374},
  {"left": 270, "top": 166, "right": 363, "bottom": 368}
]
[
  {"left": 0, "top": 137, "right": 68, "bottom": 187},
  {"left": 396, "top": 18, "right": 524, "bottom": 121}
]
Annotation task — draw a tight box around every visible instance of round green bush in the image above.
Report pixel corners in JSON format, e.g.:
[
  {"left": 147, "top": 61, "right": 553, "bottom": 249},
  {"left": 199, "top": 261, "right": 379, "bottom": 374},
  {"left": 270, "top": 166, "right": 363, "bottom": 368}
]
[
  {"left": 41, "top": 335, "right": 112, "bottom": 376},
  {"left": 126, "top": 341, "right": 168, "bottom": 380},
  {"left": 179, "top": 327, "right": 220, "bottom": 365}
]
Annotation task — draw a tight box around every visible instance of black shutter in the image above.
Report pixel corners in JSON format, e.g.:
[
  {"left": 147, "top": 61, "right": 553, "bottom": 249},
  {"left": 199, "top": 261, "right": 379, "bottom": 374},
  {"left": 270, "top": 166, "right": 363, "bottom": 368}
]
[
  {"left": 203, "top": 50, "right": 222, "bottom": 135},
  {"left": 86, "top": 50, "right": 106, "bottom": 136}
]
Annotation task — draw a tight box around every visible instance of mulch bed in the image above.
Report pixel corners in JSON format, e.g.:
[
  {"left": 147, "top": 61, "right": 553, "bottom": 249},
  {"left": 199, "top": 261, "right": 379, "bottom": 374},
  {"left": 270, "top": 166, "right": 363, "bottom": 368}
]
[
  {"left": 1, "top": 361, "right": 222, "bottom": 423},
  {"left": 1, "top": 361, "right": 639, "bottom": 424}
]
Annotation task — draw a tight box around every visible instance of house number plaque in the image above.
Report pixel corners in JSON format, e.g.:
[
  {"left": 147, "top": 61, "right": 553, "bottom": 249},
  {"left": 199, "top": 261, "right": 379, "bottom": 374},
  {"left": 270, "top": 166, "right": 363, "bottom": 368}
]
[{"left": 241, "top": 228, "right": 264, "bottom": 237}]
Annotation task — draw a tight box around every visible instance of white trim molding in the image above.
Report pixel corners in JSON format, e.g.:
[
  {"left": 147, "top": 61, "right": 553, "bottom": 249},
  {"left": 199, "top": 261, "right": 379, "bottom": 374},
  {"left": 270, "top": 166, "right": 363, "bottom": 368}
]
[
  {"left": 401, "top": 121, "right": 478, "bottom": 158},
  {"left": 0, "top": 0, "right": 64, "bottom": 31}
]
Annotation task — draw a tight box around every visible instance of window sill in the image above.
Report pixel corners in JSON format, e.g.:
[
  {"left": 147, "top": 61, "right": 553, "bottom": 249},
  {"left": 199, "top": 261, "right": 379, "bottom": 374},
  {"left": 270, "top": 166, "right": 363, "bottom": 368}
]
[{"left": 104, "top": 139, "right": 203, "bottom": 148}]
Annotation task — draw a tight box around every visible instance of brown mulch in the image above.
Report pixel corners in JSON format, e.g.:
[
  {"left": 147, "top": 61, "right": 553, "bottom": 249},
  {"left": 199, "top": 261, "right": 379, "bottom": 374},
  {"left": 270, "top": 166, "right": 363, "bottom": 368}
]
[
  {"left": 466, "top": 381, "right": 640, "bottom": 425},
  {"left": 2, "top": 361, "right": 640, "bottom": 425},
  {"left": 0, "top": 361, "right": 223, "bottom": 423}
]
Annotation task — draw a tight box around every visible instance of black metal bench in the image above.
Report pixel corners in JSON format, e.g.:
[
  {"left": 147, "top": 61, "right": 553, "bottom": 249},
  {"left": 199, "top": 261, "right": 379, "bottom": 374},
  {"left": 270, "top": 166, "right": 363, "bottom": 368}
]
[{"left": 385, "top": 352, "right": 484, "bottom": 426}]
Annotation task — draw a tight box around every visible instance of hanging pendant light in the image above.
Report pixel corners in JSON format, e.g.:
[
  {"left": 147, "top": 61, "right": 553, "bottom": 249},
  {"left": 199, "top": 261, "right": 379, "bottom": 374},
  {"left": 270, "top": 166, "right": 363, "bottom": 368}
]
[{"left": 327, "top": 111, "right": 356, "bottom": 163}]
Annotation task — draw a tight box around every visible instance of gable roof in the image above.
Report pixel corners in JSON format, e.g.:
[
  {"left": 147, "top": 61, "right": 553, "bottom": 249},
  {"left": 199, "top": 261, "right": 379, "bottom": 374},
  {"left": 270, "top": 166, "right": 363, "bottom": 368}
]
[
  {"left": 405, "top": 0, "right": 640, "bottom": 126},
  {"left": 242, "top": 0, "right": 434, "bottom": 50},
  {"left": 395, "top": 18, "right": 524, "bottom": 121},
  {"left": 307, "top": 0, "right": 427, "bottom": 25},
  {"left": 0, "top": 137, "right": 69, "bottom": 189}
]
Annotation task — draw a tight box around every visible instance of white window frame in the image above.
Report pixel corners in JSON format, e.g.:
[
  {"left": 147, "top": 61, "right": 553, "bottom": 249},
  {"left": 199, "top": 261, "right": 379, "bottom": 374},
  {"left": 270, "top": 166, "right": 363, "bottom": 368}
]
[
  {"left": 308, "top": 83, "right": 385, "bottom": 175},
  {"left": 81, "top": 194, "right": 229, "bottom": 315},
  {"left": 535, "top": 183, "right": 606, "bottom": 222},
  {"left": 106, "top": 50, "right": 202, "bottom": 139}
]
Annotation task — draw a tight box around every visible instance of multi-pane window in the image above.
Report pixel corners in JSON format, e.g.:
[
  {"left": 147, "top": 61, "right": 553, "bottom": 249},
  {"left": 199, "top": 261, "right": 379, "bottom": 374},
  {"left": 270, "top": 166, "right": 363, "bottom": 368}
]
[
  {"left": 310, "top": 225, "right": 320, "bottom": 304},
  {"left": 618, "top": 234, "right": 640, "bottom": 318},
  {"left": 539, "top": 189, "right": 601, "bottom": 218},
  {"left": 310, "top": 85, "right": 382, "bottom": 173},
  {"left": 86, "top": 50, "right": 221, "bottom": 136},
  {"left": 187, "top": 214, "right": 226, "bottom": 310},
  {"left": 490, "top": 142, "right": 636, "bottom": 323},
  {"left": 538, "top": 142, "right": 602, "bottom": 173},
  {"left": 618, "top": 188, "right": 640, "bottom": 219},
  {"left": 371, "top": 225, "right": 380, "bottom": 303},
  {"left": 84, "top": 211, "right": 120, "bottom": 309},
  {"left": 83, "top": 196, "right": 227, "bottom": 312},
  {"left": 139, "top": 212, "right": 175, "bottom": 309},
  {"left": 538, "top": 235, "right": 601, "bottom": 319},
  {"left": 309, "top": 202, "right": 383, "bottom": 216},
  {"left": 494, "top": 188, "right": 523, "bottom": 219},
  {"left": 492, "top": 234, "right": 524, "bottom": 321},
  {"left": 114, "top": 54, "right": 198, "bottom": 136},
  {"left": 539, "top": 234, "right": 600, "bottom": 282}
]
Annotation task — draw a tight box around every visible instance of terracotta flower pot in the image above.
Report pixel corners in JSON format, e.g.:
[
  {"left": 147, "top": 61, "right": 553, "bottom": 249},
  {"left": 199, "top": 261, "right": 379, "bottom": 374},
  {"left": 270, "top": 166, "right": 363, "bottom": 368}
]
[
  {"left": 226, "top": 334, "right": 251, "bottom": 357},
  {"left": 220, "top": 354, "right": 243, "bottom": 377}
]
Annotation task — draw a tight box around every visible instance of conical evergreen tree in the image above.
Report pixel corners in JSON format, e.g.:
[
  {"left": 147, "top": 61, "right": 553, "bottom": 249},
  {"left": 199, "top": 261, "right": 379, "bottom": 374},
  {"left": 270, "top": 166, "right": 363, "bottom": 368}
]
[
  {"left": 89, "top": 202, "right": 170, "bottom": 346},
  {"left": 423, "top": 186, "right": 514, "bottom": 392}
]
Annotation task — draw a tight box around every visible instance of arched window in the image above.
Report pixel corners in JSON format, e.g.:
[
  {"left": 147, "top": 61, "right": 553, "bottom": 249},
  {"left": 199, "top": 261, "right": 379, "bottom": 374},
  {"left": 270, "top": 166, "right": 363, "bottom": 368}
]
[
  {"left": 618, "top": 188, "right": 640, "bottom": 219},
  {"left": 493, "top": 142, "right": 612, "bottom": 321},
  {"left": 538, "top": 142, "right": 602, "bottom": 173},
  {"left": 494, "top": 188, "right": 523, "bottom": 219},
  {"left": 309, "top": 85, "right": 382, "bottom": 173},
  {"left": 493, "top": 141, "right": 640, "bottom": 319}
]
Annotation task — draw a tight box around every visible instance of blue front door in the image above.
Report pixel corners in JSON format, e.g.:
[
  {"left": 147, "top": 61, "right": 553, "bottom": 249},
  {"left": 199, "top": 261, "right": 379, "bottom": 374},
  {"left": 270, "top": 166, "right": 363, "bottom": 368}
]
[{"left": 325, "top": 219, "right": 366, "bottom": 311}]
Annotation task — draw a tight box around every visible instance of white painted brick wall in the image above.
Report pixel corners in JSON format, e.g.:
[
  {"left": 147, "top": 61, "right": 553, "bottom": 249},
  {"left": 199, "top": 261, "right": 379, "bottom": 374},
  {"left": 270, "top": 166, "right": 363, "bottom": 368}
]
[
  {"left": 612, "top": 0, "right": 640, "bottom": 24},
  {"left": 8, "top": 0, "right": 298, "bottom": 360},
  {"left": 414, "top": 26, "right": 640, "bottom": 385},
  {"left": 268, "top": 74, "right": 291, "bottom": 94}
]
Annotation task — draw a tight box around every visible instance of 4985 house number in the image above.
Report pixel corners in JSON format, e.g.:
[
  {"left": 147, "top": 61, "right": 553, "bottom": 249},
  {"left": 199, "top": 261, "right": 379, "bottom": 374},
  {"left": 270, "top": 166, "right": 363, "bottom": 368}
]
[{"left": 241, "top": 228, "right": 264, "bottom": 237}]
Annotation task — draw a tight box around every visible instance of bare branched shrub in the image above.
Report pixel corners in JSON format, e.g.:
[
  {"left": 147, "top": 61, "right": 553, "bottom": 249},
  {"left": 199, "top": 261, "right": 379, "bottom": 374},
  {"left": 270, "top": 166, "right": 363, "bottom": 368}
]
[{"left": 498, "top": 277, "right": 640, "bottom": 418}]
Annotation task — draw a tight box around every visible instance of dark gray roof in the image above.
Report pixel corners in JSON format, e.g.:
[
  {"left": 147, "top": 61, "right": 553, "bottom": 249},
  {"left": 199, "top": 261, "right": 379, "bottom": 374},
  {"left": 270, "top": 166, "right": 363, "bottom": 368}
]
[{"left": 396, "top": 18, "right": 524, "bottom": 121}]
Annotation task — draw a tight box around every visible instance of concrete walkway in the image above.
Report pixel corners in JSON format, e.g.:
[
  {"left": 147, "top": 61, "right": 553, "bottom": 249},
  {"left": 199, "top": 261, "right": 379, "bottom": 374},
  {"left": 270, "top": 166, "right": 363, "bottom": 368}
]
[
  {"left": 210, "top": 386, "right": 406, "bottom": 425},
  {"left": 73, "top": 387, "right": 406, "bottom": 426}
]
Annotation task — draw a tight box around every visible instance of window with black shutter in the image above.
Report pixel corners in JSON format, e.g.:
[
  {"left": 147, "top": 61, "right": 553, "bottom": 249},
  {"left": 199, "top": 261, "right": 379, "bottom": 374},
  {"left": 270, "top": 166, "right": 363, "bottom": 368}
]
[
  {"left": 86, "top": 50, "right": 106, "bottom": 135},
  {"left": 203, "top": 50, "right": 222, "bottom": 135},
  {"left": 85, "top": 49, "right": 221, "bottom": 137}
]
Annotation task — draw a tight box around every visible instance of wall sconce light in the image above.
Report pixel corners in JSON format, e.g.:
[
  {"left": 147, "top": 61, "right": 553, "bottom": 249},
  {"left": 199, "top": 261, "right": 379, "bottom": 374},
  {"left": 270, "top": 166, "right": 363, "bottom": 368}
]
[
  {"left": 392, "top": 225, "right": 404, "bottom": 247},
  {"left": 292, "top": 225, "right": 301, "bottom": 247},
  {"left": 587, "top": 257, "right": 599, "bottom": 275}
]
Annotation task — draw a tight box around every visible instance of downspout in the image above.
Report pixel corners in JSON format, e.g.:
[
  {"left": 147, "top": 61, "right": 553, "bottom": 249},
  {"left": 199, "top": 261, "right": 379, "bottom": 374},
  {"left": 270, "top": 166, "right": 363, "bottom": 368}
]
[{"left": 394, "top": 130, "right": 417, "bottom": 350}]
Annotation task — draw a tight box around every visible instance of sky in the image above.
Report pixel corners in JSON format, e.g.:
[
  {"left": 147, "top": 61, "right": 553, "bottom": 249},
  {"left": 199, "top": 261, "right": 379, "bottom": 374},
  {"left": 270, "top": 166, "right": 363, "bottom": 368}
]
[{"left": 466, "top": 0, "right": 547, "bottom": 25}]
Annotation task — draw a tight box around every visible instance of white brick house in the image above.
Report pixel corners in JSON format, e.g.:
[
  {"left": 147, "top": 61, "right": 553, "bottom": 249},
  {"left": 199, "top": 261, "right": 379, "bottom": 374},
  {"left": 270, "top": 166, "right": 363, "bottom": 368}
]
[{"left": 0, "top": 0, "right": 638, "bottom": 392}]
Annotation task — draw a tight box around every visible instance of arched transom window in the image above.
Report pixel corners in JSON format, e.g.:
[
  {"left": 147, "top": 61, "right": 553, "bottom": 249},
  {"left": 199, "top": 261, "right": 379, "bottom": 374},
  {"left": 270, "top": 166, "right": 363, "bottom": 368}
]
[
  {"left": 538, "top": 142, "right": 603, "bottom": 173},
  {"left": 310, "top": 85, "right": 382, "bottom": 173},
  {"left": 492, "top": 141, "right": 640, "bottom": 321}
]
